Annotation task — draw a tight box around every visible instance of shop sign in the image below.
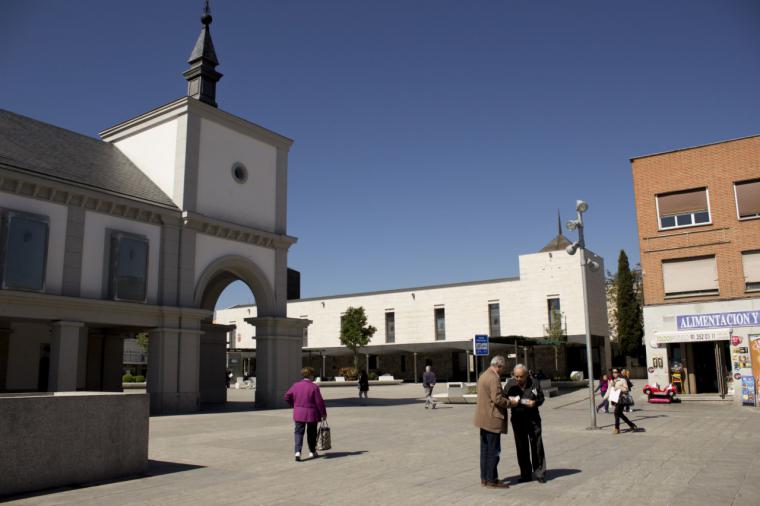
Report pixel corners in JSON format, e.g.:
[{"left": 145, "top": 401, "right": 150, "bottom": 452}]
[
  {"left": 731, "top": 336, "right": 742, "bottom": 346},
  {"left": 654, "top": 329, "right": 730, "bottom": 345},
  {"left": 677, "top": 310, "right": 760, "bottom": 330}
]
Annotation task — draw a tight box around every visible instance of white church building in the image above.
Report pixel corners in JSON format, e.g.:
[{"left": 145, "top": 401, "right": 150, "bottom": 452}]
[
  {"left": 0, "top": 8, "right": 308, "bottom": 413},
  {"left": 216, "top": 228, "right": 611, "bottom": 382}
]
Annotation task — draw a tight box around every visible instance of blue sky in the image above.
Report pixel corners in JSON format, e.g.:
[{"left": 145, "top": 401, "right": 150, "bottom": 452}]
[{"left": 3, "top": 1, "right": 760, "bottom": 309}]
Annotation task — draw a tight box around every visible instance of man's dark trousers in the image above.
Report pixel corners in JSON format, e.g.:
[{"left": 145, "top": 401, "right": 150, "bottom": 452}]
[
  {"left": 511, "top": 417, "right": 545, "bottom": 481},
  {"left": 479, "top": 429, "right": 501, "bottom": 483}
]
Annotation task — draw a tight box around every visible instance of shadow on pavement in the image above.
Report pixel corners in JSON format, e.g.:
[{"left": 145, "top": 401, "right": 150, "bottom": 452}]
[
  {"left": 322, "top": 451, "right": 368, "bottom": 459},
  {"left": 2, "top": 460, "right": 205, "bottom": 502},
  {"left": 325, "top": 398, "right": 423, "bottom": 408},
  {"left": 503, "top": 468, "right": 581, "bottom": 484}
]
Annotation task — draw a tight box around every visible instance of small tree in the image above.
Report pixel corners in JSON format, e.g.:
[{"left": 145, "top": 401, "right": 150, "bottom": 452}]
[
  {"left": 339, "top": 306, "right": 377, "bottom": 369},
  {"left": 615, "top": 250, "right": 644, "bottom": 359}
]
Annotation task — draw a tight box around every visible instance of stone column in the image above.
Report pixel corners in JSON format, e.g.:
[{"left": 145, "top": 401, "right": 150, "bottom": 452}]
[
  {"left": 0, "top": 324, "right": 10, "bottom": 392},
  {"left": 49, "top": 321, "right": 86, "bottom": 392},
  {"left": 148, "top": 327, "right": 203, "bottom": 414},
  {"left": 245, "top": 316, "right": 311, "bottom": 409}
]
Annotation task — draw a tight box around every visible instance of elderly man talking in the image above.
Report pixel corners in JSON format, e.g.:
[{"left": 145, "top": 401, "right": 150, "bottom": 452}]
[
  {"left": 505, "top": 363, "right": 546, "bottom": 483},
  {"left": 473, "top": 355, "right": 516, "bottom": 488}
]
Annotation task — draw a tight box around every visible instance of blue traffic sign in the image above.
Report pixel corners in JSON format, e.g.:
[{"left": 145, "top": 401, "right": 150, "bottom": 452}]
[{"left": 473, "top": 334, "right": 489, "bottom": 356}]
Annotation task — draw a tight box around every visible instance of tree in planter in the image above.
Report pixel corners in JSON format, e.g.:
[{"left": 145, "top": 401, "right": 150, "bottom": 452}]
[
  {"left": 546, "top": 309, "right": 566, "bottom": 374},
  {"left": 339, "top": 306, "right": 377, "bottom": 369},
  {"left": 136, "top": 331, "right": 149, "bottom": 352},
  {"left": 615, "top": 250, "right": 644, "bottom": 361}
]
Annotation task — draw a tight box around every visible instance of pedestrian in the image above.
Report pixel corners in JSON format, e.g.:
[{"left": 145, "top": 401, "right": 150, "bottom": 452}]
[
  {"left": 422, "top": 365, "right": 437, "bottom": 409},
  {"left": 358, "top": 369, "right": 369, "bottom": 404},
  {"left": 505, "top": 364, "right": 547, "bottom": 484},
  {"left": 596, "top": 374, "right": 610, "bottom": 413},
  {"left": 606, "top": 368, "right": 637, "bottom": 434},
  {"left": 284, "top": 367, "right": 327, "bottom": 461},
  {"left": 622, "top": 369, "right": 635, "bottom": 412},
  {"left": 474, "top": 355, "right": 516, "bottom": 489}
]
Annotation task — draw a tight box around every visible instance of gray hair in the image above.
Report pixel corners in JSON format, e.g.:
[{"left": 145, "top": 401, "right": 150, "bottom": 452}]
[
  {"left": 425, "top": 365, "right": 432, "bottom": 372},
  {"left": 490, "top": 356, "right": 506, "bottom": 367},
  {"left": 514, "top": 363, "right": 528, "bottom": 373}
]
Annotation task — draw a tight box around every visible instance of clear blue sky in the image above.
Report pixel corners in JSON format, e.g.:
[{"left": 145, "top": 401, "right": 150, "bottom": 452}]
[{"left": 3, "top": 1, "right": 760, "bottom": 309}]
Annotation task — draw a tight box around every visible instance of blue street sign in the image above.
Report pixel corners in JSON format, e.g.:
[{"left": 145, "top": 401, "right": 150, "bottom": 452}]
[{"left": 473, "top": 334, "right": 489, "bottom": 356}]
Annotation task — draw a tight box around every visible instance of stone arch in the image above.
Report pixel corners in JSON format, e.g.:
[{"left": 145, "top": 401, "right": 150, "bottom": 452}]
[{"left": 194, "top": 255, "right": 276, "bottom": 317}]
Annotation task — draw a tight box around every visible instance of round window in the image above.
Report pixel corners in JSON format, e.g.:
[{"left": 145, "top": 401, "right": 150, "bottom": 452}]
[{"left": 231, "top": 162, "right": 248, "bottom": 184}]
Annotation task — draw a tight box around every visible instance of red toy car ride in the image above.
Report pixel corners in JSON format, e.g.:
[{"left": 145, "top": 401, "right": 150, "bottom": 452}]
[{"left": 643, "top": 383, "right": 678, "bottom": 403}]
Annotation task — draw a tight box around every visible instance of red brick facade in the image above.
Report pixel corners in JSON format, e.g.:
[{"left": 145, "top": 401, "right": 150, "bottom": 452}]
[{"left": 631, "top": 135, "right": 760, "bottom": 306}]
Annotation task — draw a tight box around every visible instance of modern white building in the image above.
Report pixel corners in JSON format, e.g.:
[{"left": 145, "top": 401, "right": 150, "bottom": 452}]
[
  {"left": 0, "top": 8, "right": 308, "bottom": 412},
  {"left": 216, "top": 227, "right": 611, "bottom": 382}
]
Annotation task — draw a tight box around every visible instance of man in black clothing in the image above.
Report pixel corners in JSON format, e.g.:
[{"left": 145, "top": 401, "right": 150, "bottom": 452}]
[{"left": 505, "top": 364, "right": 546, "bottom": 483}]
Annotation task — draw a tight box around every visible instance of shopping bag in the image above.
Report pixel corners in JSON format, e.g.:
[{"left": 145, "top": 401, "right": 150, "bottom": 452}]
[
  {"left": 608, "top": 387, "right": 621, "bottom": 404},
  {"left": 316, "top": 420, "right": 331, "bottom": 451}
]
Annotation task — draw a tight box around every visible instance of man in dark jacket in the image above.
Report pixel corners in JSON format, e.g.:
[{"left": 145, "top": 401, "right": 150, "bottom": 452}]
[
  {"left": 505, "top": 364, "right": 546, "bottom": 483},
  {"left": 422, "top": 365, "right": 437, "bottom": 409}
]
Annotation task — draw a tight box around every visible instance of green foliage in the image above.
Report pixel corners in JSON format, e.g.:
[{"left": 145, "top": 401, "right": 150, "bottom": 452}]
[
  {"left": 339, "top": 306, "right": 377, "bottom": 368},
  {"left": 134, "top": 375, "right": 145, "bottom": 383},
  {"left": 615, "top": 250, "right": 644, "bottom": 357},
  {"left": 122, "top": 373, "right": 134, "bottom": 383},
  {"left": 136, "top": 332, "right": 149, "bottom": 351},
  {"left": 338, "top": 367, "right": 359, "bottom": 380},
  {"left": 547, "top": 309, "right": 565, "bottom": 340},
  {"left": 368, "top": 371, "right": 379, "bottom": 380}
]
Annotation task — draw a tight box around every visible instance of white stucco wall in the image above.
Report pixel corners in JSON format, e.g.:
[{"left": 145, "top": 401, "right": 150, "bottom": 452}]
[
  {"left": 5, "top": 322, "right": 49, "bottom": 390},
  {"left": 0, "top": 192, "right": 67, "bottom": 295},
  {"left": 79, "top": 211, "right": 161, "bottom": 303},
  {"left": 194, "top": 234, "right": 276, "bottom": 292},
  {"left": 111, "top": 117, "right": 181, "bottom": 206},
  {"left": 196, "top": 118, "right": 277, "bottom": 231},
  {"left": 215, "top": 250, "right": 610, "bottom": 352}
]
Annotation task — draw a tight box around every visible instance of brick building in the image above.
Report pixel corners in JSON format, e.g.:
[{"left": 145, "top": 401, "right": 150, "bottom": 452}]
[{"left": 631, "top": 135, "right": 760, "bottom": 401}]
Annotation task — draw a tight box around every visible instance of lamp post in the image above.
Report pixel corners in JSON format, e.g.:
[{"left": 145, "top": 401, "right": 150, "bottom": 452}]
[{"left": 566, "top": 200, "right": 601, "bottom": 430}]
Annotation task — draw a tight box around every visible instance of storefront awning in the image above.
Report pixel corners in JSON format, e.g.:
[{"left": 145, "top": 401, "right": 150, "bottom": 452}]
[{"left": 653, "top": 329, "right": 731, "bottom": 345}]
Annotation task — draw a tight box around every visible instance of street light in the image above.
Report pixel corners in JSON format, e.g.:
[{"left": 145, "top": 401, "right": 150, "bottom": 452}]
[{"left": 565, "top": 199, "right": 599, "bottom": 430}]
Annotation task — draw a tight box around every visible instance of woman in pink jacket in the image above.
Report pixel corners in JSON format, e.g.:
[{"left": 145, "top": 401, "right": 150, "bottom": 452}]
[{"left": 284, "top": 367, "right": 327, "bottom": 461}]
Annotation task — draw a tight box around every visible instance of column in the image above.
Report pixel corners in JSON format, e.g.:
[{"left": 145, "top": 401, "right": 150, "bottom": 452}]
[
  {"left": 321, "top": 353, "right": 326, "bottom": 379},
  {"left": 365, "top": 353, "right": 369, "bottom": 373},
  {"left": 102, "top": 334, "right": 124, "bottom": 391},
  {"left": 245, "top": 316, "right": 311, "bottom": 409},
  {"left": 148, "top": 327, "right": 202, "bottom": 414},
  {"left": 413, "top": 352, "right": 418, "bottom": 383},
  {"left": 49, "top": 321, "right": 85, "bottom": 392},
  {"left": 0, "top": 324, "right": 10, "bottom": 392}
]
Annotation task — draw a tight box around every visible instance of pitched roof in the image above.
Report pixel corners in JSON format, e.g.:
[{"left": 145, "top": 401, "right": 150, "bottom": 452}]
[
  {"left": 0, "top": 109, "right": 177, "bottom": 208},
  {"left": 539, "top": 233, "right": 573, "bottom": 253}
]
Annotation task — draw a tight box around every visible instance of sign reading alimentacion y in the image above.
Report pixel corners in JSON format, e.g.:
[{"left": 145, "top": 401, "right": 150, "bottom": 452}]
[{"left": 677, "top": 310, "right": 760, "bottom": 330}]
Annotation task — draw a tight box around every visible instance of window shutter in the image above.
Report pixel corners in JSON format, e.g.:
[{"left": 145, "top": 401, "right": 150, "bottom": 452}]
[
  {"left": 658, "top": 189, "right": 708, "bottom": 215},
  {"left": 742, "top": 252, "right": 760, "bottom": 283},
  {"left": 735, "top": 180, "right": 760, "bottom": 218},
  {"left": 662, "top": 256, "right": 718, "bottom": 295}
]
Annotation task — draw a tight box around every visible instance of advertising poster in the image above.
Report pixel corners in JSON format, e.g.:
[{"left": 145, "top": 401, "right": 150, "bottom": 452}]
[
  {"left": 729, "top": 335, "right": 752, "bottom": 398},
  {"left": 742, "top": 376, "right": 756, "bottom": 406},
  {"left": 751, "top": 336, "right": 760, "bottom": 407}
]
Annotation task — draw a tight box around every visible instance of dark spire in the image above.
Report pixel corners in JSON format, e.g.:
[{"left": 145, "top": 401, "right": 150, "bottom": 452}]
[
  {"left": 183, "top": 0, "right": 223, "bottom": 107},
  {"left": 557, "top": 209, "right": 562, "bottom": 236},
  {"left": 539, "top": 211, "right": 572, "bottom": 253}
]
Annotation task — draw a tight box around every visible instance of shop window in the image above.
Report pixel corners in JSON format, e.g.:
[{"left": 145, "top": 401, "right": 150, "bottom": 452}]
[
  {"left": 656, "top": 188, "right": 710, "bottom": 230},
  {"left": 735, "top": 179, "right": 760, "bottom": 220},
  {"left": 742, "top": 251, "right": 760, "bottom": 292},
  {"left": 434, "top": 307, "right": 445, "bottom": 341},
  {"left": 385, "top": 311, "right": 395, "bottom": 343},
  {"left": 109, "top": 231, "right": 149, "bottom": 302},
  {"left": 488, "top": 303, "right": 501, "bottom": 337},
  {"left": 0, "top": 210, "right": 49, "bottom": 291},
  {"left": 662, "top": 256, "right": 718, "bottom": 297}
]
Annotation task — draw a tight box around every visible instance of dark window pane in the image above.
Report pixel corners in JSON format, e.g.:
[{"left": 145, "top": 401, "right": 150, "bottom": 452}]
[
  {"left": 385, "top": 312, "right": 395, "bottom": 343},
  {"left": 435, "top": 308, "right": 445, "bottom": 340},
  {"left": 488, "top": 303, "right": 500, "bottom": 337},
  {"left": 3, "top": 215, "right": 48, "bottom": 290},
  {"left": 112, "top": 235, "right": 148, "bottom": 301},
  {"left": 660, "top": 216, "right": 676, "bottom": 228},
  {"left": 694, "top": 211, "right": 710, "bottom": 223},
  {"left": 675, "top": 214, "right": 693, "bottom": 226}
]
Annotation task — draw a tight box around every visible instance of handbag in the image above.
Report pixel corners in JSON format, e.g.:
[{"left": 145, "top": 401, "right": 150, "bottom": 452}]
[
  {"left": 608, "top": 387, "right": 621, "bottom": 404},
  {"left": 316, "top": 420, "right": 331, "bottom": 451}
]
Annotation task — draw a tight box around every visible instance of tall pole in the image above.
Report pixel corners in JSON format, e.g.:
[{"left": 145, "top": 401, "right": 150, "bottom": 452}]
[{"left": 577, "top": 213, "right": 598, "bottom": 430}]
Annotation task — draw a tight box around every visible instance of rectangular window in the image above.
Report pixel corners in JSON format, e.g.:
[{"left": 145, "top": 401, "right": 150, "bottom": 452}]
[
  {"left": 547, "top": 298, "right": 561, "bottom": 326},
  {"left": 662, "top": 256, "right": 718, "bottom": 297},
  {"left": 488, "top": 303, "right": 501, "bottom": 337},
  {"left": 385, "top": 312, "right": 395, "bottom": 343},
  {"left": 434, "top": 307, "right": 445, "bottom": 341},
  {"left": 301, "top": 315, "right": 308, "bottom": 347},
  {"left": 735, "top": 179, "right": 760, "bottom": 220},
  {"left": 0, "top": 210, "right": 49, "bottom": 291},
  {"left": 109, "top": 232, "right": 149, "bottom": 302},
  {"left": 742, "top": 251, "right": 760, "bottom": 292},
  {"left": 657, "top": 188, "right": 710, "bottom": 230}
]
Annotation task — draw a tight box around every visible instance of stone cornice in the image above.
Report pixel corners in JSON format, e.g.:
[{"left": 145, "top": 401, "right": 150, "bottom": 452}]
[
  {"left": 183, "top": 210, "right": 297, "bottom": 250},
  {"left": 0, "top": 166, "right": 179, "bottom": 226},
  {"left": 99, "top": 97, "right": 294, "bottom": 150}
]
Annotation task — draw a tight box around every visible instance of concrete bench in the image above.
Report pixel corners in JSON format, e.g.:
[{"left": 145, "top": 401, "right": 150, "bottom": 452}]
[
  {"left": 540, "top": 379, "right": 559, "bottom": 397},
  {"left": 334, "top": 376, "right": 346, "bottom": 382},
  {"left": 378, "top": 374, "right": 395, "bottom": 381}
]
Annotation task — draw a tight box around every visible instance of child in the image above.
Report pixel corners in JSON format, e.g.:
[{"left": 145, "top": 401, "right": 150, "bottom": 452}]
[{"left": 596, "top": 374, "right": 610, "bottom": 413}]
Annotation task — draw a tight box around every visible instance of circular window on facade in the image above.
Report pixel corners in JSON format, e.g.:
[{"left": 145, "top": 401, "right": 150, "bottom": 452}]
[{"left": 231, "top": 162, "right": 248, "bottom": 184}]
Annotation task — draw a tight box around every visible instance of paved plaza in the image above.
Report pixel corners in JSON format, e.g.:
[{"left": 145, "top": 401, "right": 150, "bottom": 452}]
[{"left": 6, "top": 384, "right": 760, "bottom": 506}]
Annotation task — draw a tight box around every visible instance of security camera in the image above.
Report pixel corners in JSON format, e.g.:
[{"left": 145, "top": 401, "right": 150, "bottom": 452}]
[
  {"left": 566, "top": 220, "right": 578, "bottom": 231},
  {"left": 587, "top": 259, "right": 600, "bottom": 272},
  {"left": 576, "top": 200, "right": 588, "bottom": 213}
]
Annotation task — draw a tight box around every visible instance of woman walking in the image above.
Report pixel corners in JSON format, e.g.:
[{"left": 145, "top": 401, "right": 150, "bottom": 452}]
[
  {"left": 606, "top": 368, "right": 637, "bottom": 434},
  {"left": 596, "top": 373, "right": 610, "bottom": 413},
  {"left": 284, "top": 367, "right": 327, "bottom": 461},
  {"left": 358, "top": 369, "right": 369, "bottom": 404}
]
